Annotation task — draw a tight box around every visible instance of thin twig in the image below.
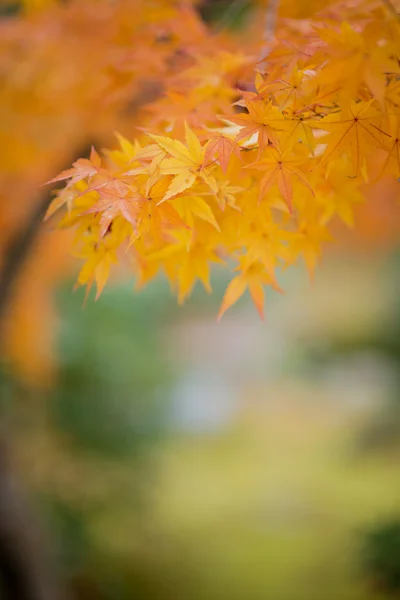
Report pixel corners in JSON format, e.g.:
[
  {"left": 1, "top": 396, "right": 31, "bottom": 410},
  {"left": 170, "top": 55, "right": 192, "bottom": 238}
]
[
  {"left": 259, "top": 0, "right": 280, "bottom": 69},
  {"left": 263, "top": 0, "right": 280, "bottom": 45}
]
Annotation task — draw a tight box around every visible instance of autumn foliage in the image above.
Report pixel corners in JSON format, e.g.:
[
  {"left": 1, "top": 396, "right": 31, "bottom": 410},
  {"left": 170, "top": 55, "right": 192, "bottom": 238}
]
[
  {"left": 5, "top": 0, "right": 400, "bottom": 331},
  {"left": 41, "top": 0, "right": 400, "bottom": 320}
]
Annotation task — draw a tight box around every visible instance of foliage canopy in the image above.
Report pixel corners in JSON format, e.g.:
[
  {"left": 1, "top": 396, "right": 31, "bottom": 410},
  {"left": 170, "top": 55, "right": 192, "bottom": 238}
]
[{"left": 13, "top": 0, "right": 400, "bottom": 318}]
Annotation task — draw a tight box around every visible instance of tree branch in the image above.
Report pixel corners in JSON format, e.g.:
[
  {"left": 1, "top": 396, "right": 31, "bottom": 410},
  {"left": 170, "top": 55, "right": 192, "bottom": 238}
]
[
  {"left": 0, "top": 438, "right": 65, "bottom": 600},
  {"left": 0, "top": 192, "right": 50, "bottom": 321},
  {"left": 0, "top": 147, "right": 86, "bottom": 600},
  {"left": 263, "top": 0, "right": 280, "bottom": 46},
  {"left": 0, "top": 187, "right": 67, "bottom": 600},
  {"left": 258, "top": 0, "right": 280, "bottom": 69}
]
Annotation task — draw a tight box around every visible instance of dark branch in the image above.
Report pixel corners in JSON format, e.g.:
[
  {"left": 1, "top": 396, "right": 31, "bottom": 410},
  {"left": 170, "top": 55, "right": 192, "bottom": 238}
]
[
  {"left": 0, "top": 192, "right": 50, "bottom": 321},
  {"left": 0, "top": 186, "right": 67, "bottom": 600},
  {"left": 0, "top": 143, "right": 91, "bottom": 600},
  {"left": 0, "top": 438, "right": 65, "bottom": 600}
]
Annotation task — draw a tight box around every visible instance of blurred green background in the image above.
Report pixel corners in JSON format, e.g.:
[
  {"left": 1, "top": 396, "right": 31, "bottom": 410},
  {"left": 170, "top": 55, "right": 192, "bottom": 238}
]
[{"left": 2, "top": 250, "right": 400, "bottom": 600}]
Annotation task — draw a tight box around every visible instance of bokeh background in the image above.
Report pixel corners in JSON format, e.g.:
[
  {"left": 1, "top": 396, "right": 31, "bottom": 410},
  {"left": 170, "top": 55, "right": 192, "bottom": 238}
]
[{"left": 1, "top": 1, "right": 400, "bottom": 599}]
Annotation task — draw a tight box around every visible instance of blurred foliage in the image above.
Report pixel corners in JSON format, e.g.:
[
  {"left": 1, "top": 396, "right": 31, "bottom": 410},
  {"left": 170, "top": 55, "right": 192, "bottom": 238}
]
[
  {"left": 0, "top": 255, "right": 399, "bottom": 599},
  {"left": 0, "top": 279, "right": 190, "bottom": 599},
  {"left": 361, "top": 519, "right": 400, "bottom": 597},
  {"left": 301, "top": 251, "right": 400, "bottom": 454},
  {"left": 199, "top": 0, "right": 253, "bottom": 28},
  {"left": 50, "top": 280, "right": 176, "bottom": 456}
]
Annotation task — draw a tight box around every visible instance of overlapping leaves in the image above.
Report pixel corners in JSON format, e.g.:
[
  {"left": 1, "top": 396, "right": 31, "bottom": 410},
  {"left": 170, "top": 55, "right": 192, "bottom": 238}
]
[{"left": 45, "top": 0, "right": 400, "bottom": 319}]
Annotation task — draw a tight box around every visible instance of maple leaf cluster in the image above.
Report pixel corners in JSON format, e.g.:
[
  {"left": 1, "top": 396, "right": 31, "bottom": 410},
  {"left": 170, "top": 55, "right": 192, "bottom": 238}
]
[
  {"left": 1, "top": 0, "right": 257, "bottom": 382},
  {"left": 45, "top": 0, "right": 400, "bottom": 320}
]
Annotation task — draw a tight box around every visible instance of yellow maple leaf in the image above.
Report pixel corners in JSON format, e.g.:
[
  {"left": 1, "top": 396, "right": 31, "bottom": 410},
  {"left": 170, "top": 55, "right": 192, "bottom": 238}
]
[
  {"left": 149, "top": 123, "right": 218, "bottom": 202},
  {"left": 218, "top": 258, "right": 283, "bottom": 321}
]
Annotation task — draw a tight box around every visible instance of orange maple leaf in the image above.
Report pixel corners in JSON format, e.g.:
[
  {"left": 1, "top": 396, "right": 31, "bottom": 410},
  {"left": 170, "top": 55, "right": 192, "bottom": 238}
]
[
  {"left": 204, "top": 134, "right": 241, "bottom": 173},
  {"left": 218, "top": 259, "right": 283, "bottom": 321},
  {"left": 315, "top": 99, "right": 388, "bottom": 175},
  {"left": 229, "top": 95, "right": 285, "bottom": 155},
  {"left": 249, "top": 147, "right": 314, "bottom": 212}
]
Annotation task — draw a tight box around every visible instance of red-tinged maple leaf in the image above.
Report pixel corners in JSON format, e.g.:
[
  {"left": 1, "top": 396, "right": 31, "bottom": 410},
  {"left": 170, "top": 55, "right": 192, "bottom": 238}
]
[
  {"left": 44, "top": 147, "right": 101, "bottom": 188},
  {"left": 204, "top": 134, "right": 241, "bottom": 173},
  {"left": 256, "top": 66, "right": 315, "bottom": 113},
  {"left": 229, "top": 96, "right": 285, "bottom": 155},
  {"left": 248, "top": 147, "right": 314, "bottom": 213},
  {"left": 243, "top": 78, "right": 319, "bottom": 153},
  {"left": 80, "top": 172, "right": 136, "bottom": 199},
  {"left": 44, "top": 147, "right": 103, "bottom": 219},
  {"left": 82, "top": 189, "right": 141, "bottom": 238}
]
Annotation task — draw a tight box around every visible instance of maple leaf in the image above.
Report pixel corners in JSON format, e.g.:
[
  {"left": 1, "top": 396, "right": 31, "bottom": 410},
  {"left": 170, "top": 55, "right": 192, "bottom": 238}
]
[
  {"left": 229, "top": 95, "right": 285, "bottom": 155},
  {"left": 217, "top": 259, "right": 283, "bottom": 321},
  {"left": 135, "top": 173, "right": 190, "bottom": 244},
  {"left": 256, "top": 66, "right": 314, "bottom": 113},
  {"left": 385, "top": 79, "right": 400, "bottom": 113},
  {"left": 32, "top": 0, "right": 400, "bottom": 325},
  {"left": 316, "top": 22, "right": 395, "bottom": 104},
  {"left": 105, "top": 133, "right": 143, "bottom": 168},
  {"left": 211, "top": 181, "right": 243, "bottom": 211},
  {"left": 176, "top": 246, "right": 218, "bottom": 304},
  {"left": 289, "top": 217, "right": 332, "bottom": 278},
  {"left": 149, "top": 123, "right": 218, "bottom": 202},
  {"left": 262, "top": 38, "right": 316, "bottom": 73},
  {"left": 148, "top": 228, "right": 224, "bottom": 304},
  {"left": 239, "top": 217, "right": 292, "bottom": 283},
  {"left": 44, "top": 147, "right": 102, "bottom": 218},
  {"left": 45, "top": 147, "right": 102, "bottom": 186},
  {"left": 279, "top": 111, "right": 317, "bottom": 153},
  {"left": 45, "top": 187, "right": 80, "bottom": 221},
  {"left": 63, "top": 167, "right": 142, "bottom": 238},
  {"left": 314, "top": 157, "right": 365, "bottom": 227},
  {"left": 315, "top": 99, "right": 388, "bottom": 176},
  {"left": 75, "top": 222, "right": 125, "bottom": 300},
  {"left": 204, "top": 133, "right": 241, "bottom": 173},
  {"left": 172, "top": 194, "right": 220, "bottom": 231},
  {"left": 249, "top": 147, "right": 314, "bottom": 212},
  {"left": 376, "top": 116, "right": 400, "bottom": 179},
  {"left": 82, "top": 189, "right": 140, "bottom": 238}
]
